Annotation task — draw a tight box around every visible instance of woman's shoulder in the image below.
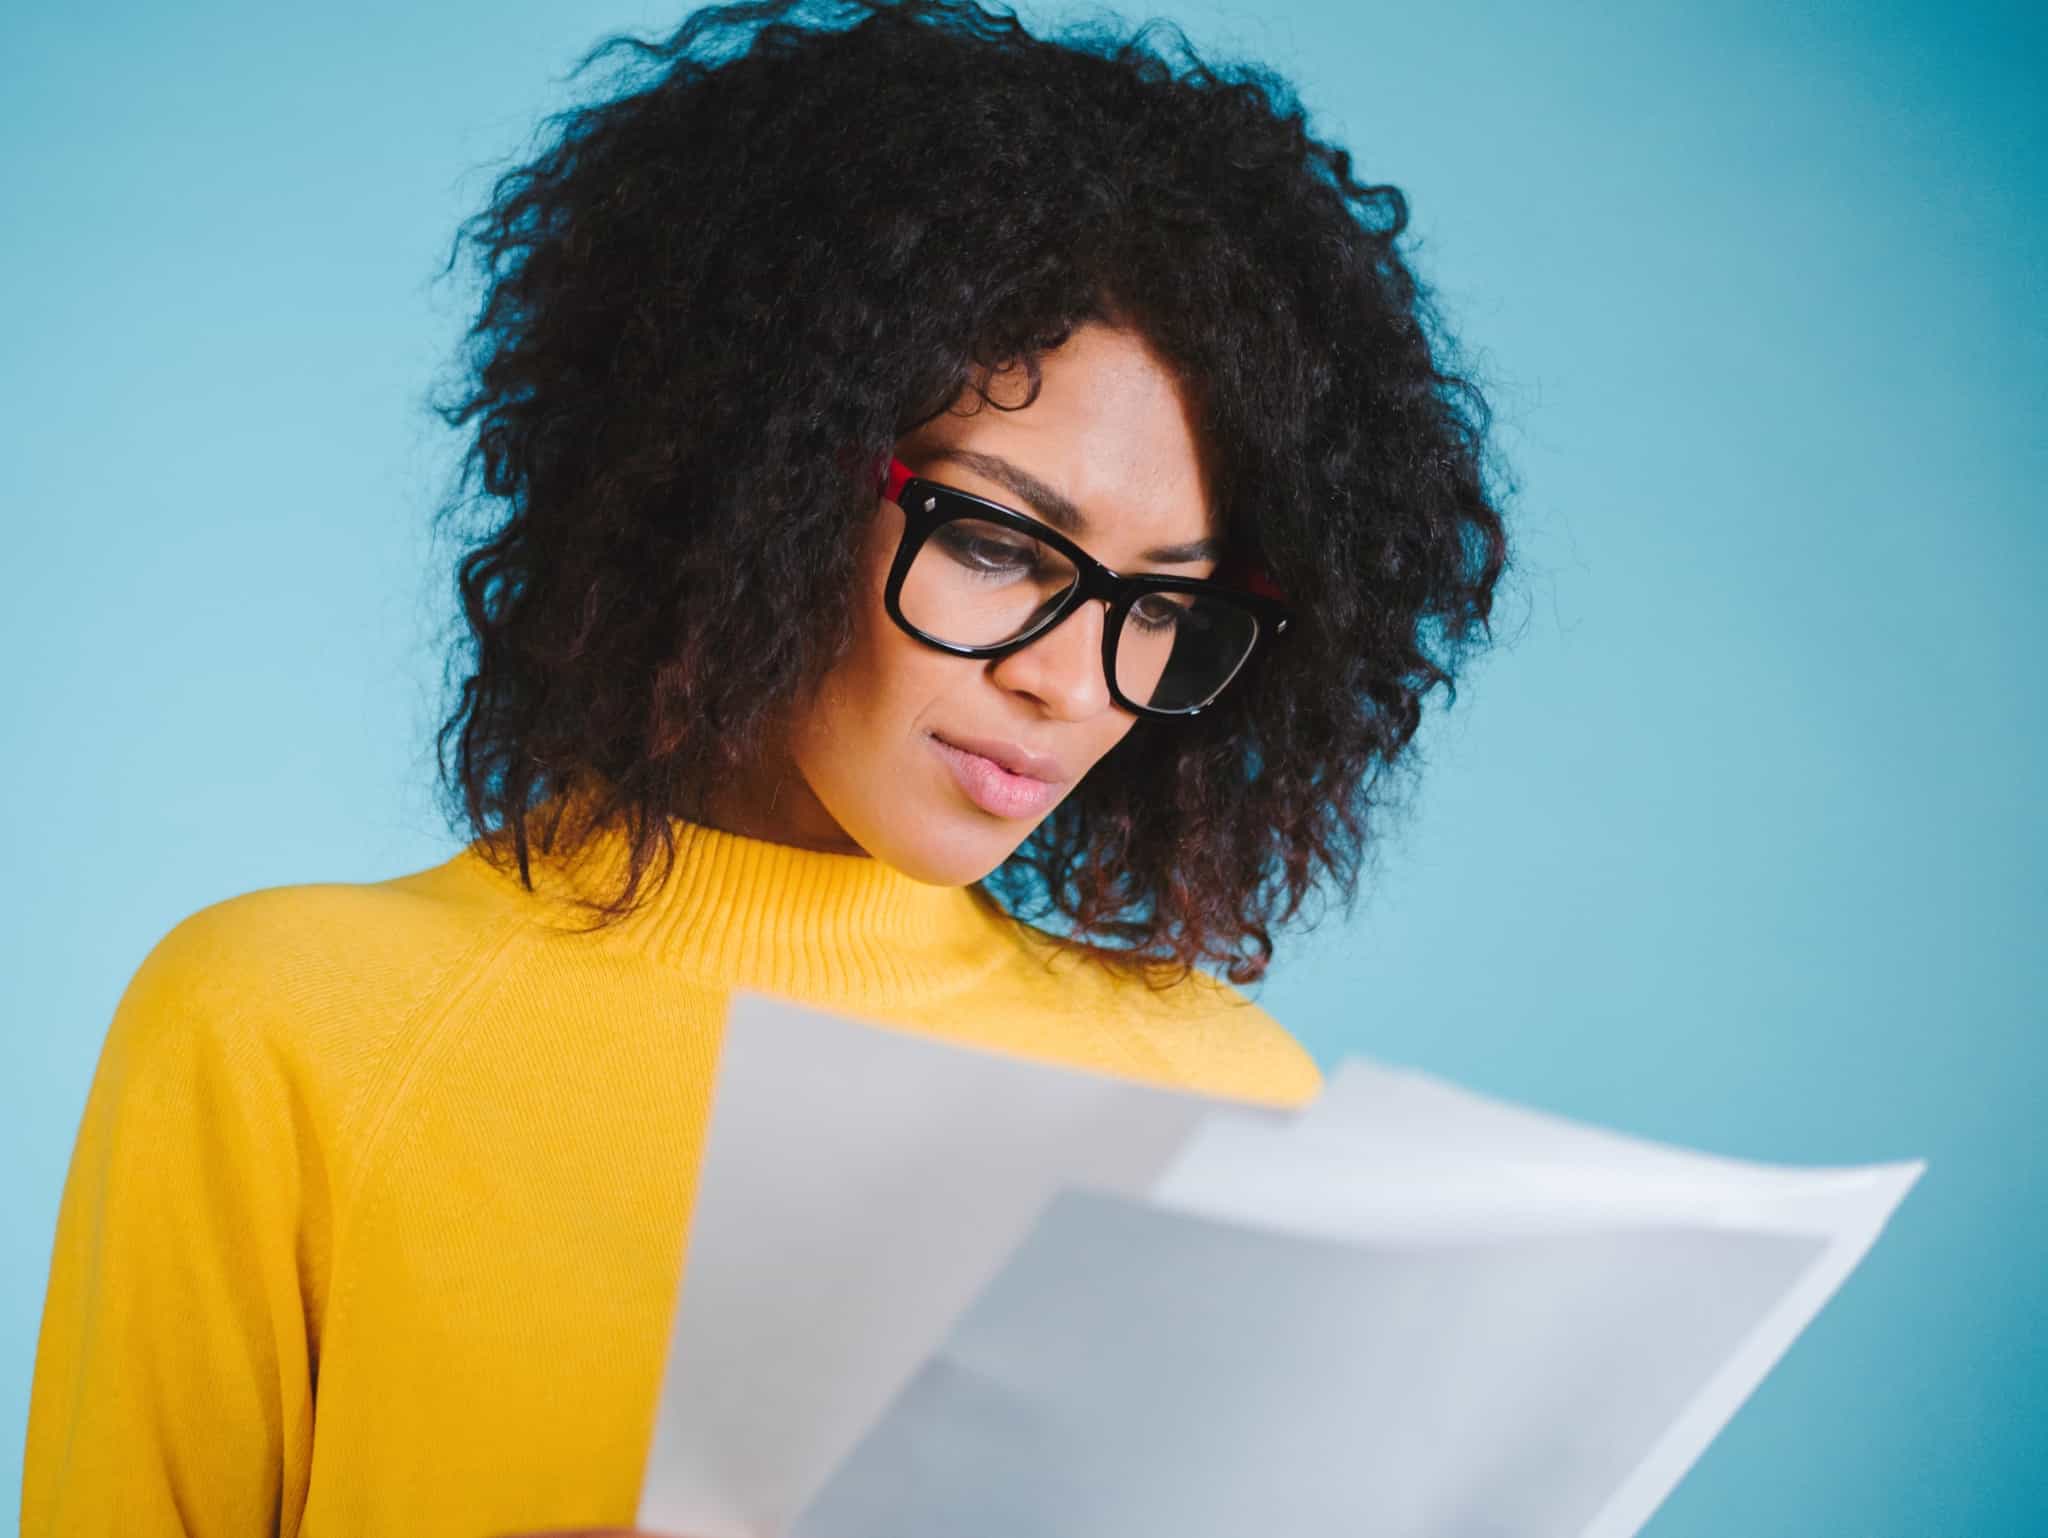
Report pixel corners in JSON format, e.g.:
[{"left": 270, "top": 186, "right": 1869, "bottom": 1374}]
[
  {"left": 105, "top": 844, "right": 526, "bottom": 1105},
  {"left": 135, "top": 843, "right": 512, "bottom": 994},
  {"left": 979, "top": 921, "right": 1325, "bottom": 1110},
  {"left": 1138, "top": 968, "right": 1324, "bottom": 1110}
]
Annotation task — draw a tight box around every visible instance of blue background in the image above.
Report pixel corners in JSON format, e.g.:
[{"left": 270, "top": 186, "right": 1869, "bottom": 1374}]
[{"left": 4, "top": 0, "right": 2042, "bottom": 1529}]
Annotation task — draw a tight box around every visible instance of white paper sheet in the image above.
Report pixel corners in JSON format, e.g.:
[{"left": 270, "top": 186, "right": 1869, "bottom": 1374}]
[
  {"left": 635, "top": 991, "right": 1235, "bottom": 1537},
  {"left": 638, "top": 992, "right": 1923, "bottom": 1538}
]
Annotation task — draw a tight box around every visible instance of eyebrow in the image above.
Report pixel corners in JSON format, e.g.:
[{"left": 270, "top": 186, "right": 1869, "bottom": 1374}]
[{"left": 921, "top": 447, "right": 1225, "bottom": 565}]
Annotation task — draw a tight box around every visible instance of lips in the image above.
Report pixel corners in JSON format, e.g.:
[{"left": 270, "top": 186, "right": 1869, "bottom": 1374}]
[
  {"left": 928, "top": 731, "right": 1067, "bottom": 819},
  {"left": 928, "top": 731, "right": 1065, "bottom": 783}
]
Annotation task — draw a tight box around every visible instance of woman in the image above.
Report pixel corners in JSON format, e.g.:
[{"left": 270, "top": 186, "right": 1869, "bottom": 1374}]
[{"left": 23, "top": 0, "right": 1509, "bottom": 1532}]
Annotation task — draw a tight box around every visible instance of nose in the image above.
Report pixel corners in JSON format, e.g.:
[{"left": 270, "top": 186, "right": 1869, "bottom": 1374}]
[{"left": 986, "top": 597, "right": 1116, "bottom": 720}]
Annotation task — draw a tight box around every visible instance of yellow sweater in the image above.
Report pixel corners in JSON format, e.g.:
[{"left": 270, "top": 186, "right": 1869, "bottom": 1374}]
[{"left": 24, "top": 813, "right": 1321, "bottom": 1536}]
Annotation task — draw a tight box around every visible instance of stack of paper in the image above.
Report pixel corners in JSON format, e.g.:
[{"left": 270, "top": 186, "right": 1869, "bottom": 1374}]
[{"left": 638, "top": 992, "right": 1921, "bottom": 1538}]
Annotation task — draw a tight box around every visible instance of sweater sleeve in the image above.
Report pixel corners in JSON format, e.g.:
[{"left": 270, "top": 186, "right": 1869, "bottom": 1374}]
[{"left": 23, "top": 903, "right": 321, "bottom": 1537}]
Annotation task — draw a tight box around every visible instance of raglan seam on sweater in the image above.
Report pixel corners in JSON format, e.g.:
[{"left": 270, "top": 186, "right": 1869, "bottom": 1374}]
[{"left": 323, "top": 907, "right": 532, "bottom": 1296}]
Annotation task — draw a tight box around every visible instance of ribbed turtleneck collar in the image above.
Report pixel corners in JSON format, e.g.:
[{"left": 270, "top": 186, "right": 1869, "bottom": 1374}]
[{"left": 487, "top": 806, "right": 1025, "bottom": 1009}]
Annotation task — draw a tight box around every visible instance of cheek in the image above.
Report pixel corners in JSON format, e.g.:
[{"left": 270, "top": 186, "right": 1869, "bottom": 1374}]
[
  {"left": 848, "top": 509, "right": 937, "bottom": 709},
  {"left": 853, "top": 578, "right": 950, "bottom": 714},
  {"left": 801, "top": 583, "right": 951, "bottom": 758}
]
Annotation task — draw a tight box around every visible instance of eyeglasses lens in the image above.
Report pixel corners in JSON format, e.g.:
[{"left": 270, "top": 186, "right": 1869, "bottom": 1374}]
[{"left": 902, "top": 515, "right": 1261, "bottom": 712}]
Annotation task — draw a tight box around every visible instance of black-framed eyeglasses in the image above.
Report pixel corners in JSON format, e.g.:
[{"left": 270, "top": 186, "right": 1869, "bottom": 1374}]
[{"left": 877, "top": 456, "right": 1292, "bottom": 719}]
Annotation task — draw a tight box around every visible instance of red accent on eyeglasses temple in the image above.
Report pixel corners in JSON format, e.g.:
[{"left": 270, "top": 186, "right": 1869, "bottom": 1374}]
[
  {"left": 881, "top": 456, "right": 913, "bottom": 507},
  {"left": 1236, "top": 564, "right": 1286, "bottom": 602},
  {"left": 878, "top": 454, "right": 1286, "bottom": 604}
]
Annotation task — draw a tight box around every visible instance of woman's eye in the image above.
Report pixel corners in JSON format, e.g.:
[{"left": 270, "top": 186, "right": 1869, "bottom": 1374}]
[
  {"left": 936, "top": 526, "right": 1038, "bottom": 573},
  {"left": 1131, "top": 593, "right": 1195, "bottom": 631}
]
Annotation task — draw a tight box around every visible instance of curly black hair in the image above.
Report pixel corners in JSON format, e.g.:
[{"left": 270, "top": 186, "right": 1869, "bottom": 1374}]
[{"left": 431, "top": 0, "right": 1513, "bottom": 989}]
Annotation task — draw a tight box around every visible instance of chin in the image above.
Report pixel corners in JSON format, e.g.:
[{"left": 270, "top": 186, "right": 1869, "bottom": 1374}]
[{"left": 859, "top": 812, "right": 1034, "bottom": 887}]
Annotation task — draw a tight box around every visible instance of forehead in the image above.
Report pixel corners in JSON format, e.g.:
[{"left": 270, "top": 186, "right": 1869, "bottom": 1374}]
[{"left": 905, "top": 323, "right": 1220, "bottom": 551}]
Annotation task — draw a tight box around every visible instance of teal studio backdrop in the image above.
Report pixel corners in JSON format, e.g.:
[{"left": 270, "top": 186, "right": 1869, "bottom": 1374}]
[{"left": 4, "top": 0, "right": 2042, "bottom": 1529}]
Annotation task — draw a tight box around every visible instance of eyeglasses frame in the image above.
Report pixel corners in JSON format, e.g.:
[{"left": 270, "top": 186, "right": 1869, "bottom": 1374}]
[{"left": 876, "top": 456, "right": 1292, "bottom": 719}]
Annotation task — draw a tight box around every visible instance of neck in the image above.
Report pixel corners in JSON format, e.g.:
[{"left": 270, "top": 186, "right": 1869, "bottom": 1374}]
[{"left": 689, "top": 777, "right": 866, "bottom": 858}]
